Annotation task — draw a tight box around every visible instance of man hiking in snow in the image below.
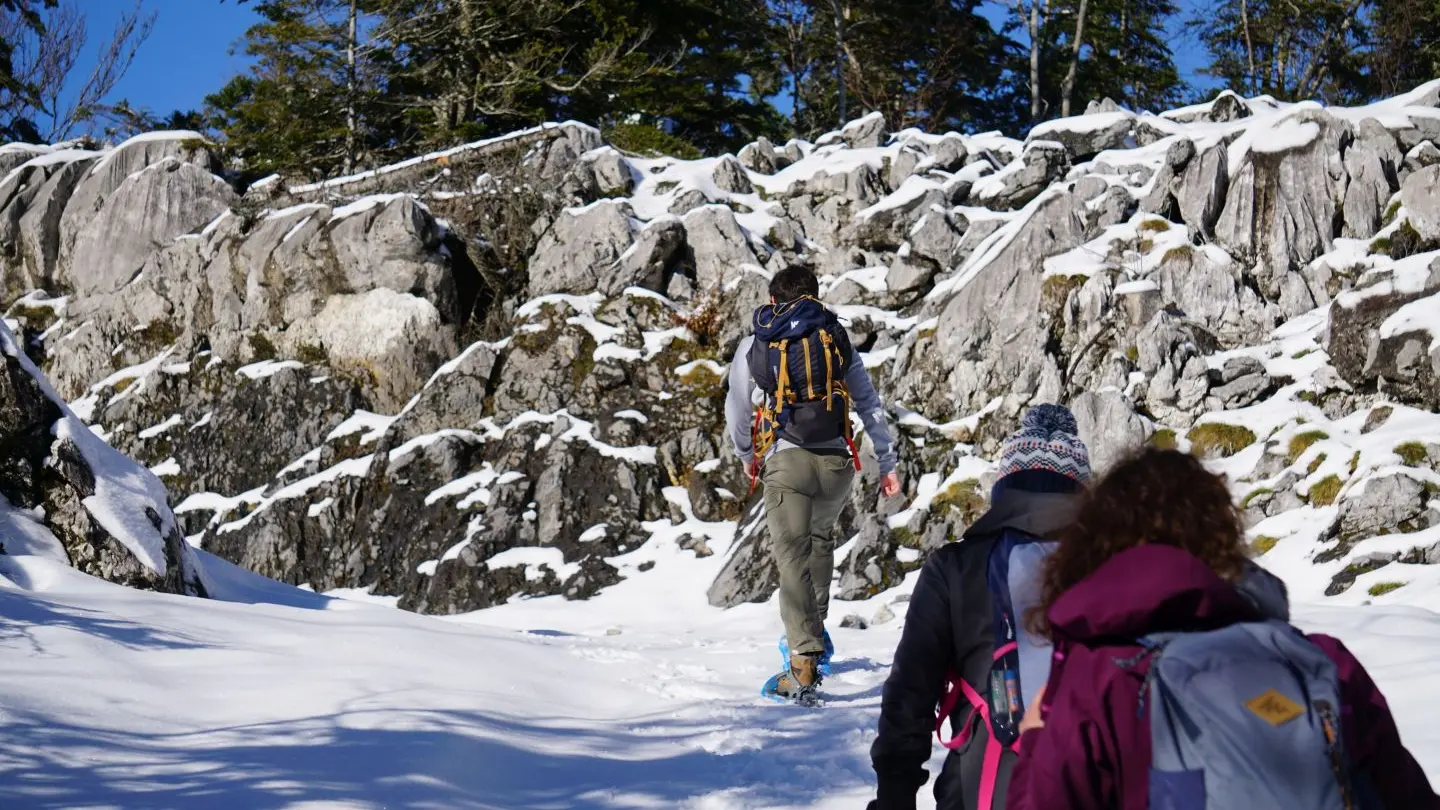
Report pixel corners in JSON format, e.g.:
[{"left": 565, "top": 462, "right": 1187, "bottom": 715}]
[
  {"left": 725, "top": 265, "right": 901, "bottom": 705},
  {"left": 868, "top": 404, "right": 1090, "bottom": 810}
]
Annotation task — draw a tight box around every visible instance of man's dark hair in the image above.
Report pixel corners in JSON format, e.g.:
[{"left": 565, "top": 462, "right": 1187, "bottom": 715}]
[{"left": 769, "top": 266, "right": 820, "bottom": 302}]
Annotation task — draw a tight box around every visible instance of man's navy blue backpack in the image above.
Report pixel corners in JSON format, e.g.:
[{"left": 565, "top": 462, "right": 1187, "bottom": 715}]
[
  {"left": 745, "top": 296, "right": 859, "bottom": 484},
  {"left": 935, "top": 528, "right": 1056, "bottom": 810}
]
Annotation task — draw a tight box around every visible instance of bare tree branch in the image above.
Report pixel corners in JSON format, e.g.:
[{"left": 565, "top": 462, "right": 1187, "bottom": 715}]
[{"left": 0, "top": 0, "right": 156, "bottom": 141}]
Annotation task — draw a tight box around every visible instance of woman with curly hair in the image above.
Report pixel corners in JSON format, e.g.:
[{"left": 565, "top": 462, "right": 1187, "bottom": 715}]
[{"left": 1006, "top": 447, "right": 1438, "bottom": 810}]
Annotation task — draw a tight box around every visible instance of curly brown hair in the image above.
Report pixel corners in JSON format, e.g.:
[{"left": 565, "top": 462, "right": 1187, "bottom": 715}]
[{"left": 1025, "top": 447, "right": 1250, "bottom": 638}]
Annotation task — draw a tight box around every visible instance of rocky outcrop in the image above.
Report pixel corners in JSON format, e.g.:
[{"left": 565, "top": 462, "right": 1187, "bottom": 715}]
[
  {"left": 1214, "top": 109, "right": 1349, "bottom": 304},
  {"left": 1402, "top": 165, "right": 1440, "bottom": 243},
  {"left": 1026, "top": 111, "right": 1134, "bottom": 162},
  {"left": 0, "top": 320, "right": 206, "bottom": 596},
  {"left": 11, "top": 83, "right": 1440, "bottom": 614},
  {"left": 1328, "top": 256, "right": 1440, "bottom": 408}
]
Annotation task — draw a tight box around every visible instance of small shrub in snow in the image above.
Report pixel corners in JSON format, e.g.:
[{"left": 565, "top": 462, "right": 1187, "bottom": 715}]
[
  {"left": 1137, "top": 217, "right": 1172, "bottom": 233},
  {"left": 1370, "top": 221, "right": 1434, "bottom": 259},
  {"left": 1369, "top": 581, "right": 1406, "bottom": 597},
  {"left": 930, "top": 479, "right": 987, "bottom": 526},
  {"left": 604, "top": 123, "right": 703, "bottom": 160},
  {"left": 1308, "top": 453, "right": 1328, "bottom": 476},
  {"left": 1308, "top": 475, "right": 1343, "bottom": 506},
  {"left": 1186, "top": 423, "right": 1256, "bottom": 458},
  {"left": 674, "top": 286, "right": 726, "bottom": 347},
  {"left": 1149, "top": 428, "right": 1178, "bottom": 451},
  {"left": 1363, "top": 406, "right": 1394, "bottom": 434},
  {"left": 1160, "top": 244, "right": 1194, "bottom": 264},
  {"left": 1241, "top": 488, "right": 1273, "bottom": 510},
  {"left": 890, "top": 527, "right": 918, "bottom": 548},
  {"left": 1395, "top": 442, "right": 1429, "bottom": 467},
  {"left": 8, "top": 303, "right": 59, "bottom": 332},
  {"left": 676, "top": 364, "right": 724, "bottom": 397},
  {"left": 1250, "top": 536, "right": 1279, "bottom": 556},
  {"left": 1287, "top": 430, "right": 1329, "bottom": 465}
]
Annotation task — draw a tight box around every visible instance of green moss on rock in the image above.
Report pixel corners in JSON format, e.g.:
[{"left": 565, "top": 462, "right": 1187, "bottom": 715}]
[
  {"left": 1368, "top": 581, "right": 1406, "bottom": 597},
  {"left": 1186, "top": 423, "right": 1256, "bottom": 458}
]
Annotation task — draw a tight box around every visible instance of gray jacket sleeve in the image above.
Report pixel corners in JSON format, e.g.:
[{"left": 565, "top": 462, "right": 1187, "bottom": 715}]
[
  {"left": 847, "top": 349, "right": 899, "bottom": 475},
  {"left": 725, "top": 336, "right": 757, "bottom": 465}
]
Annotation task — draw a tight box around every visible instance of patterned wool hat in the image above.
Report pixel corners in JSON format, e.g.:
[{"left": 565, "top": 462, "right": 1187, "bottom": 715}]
[{"left": 997, "top": 403, "right": 1092, "bottom": 484}]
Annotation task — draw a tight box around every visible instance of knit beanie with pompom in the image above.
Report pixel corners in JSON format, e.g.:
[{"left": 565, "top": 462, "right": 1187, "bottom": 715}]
[{"left": 992, "top": 403, "right": 1092, "bottom": 497}]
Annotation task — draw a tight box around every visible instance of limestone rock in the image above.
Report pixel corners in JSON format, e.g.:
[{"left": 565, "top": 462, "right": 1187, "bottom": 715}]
[
  {"left": 1070, "top": 389, "right": 1146, "bottom": 475},
  {"left": 1401, "top": 165, "right": 1440, "bottom": 244},
  {"left": 1335, "top": 473, "right": 1432, "bottom": 540},
  {"left": 818, "top": 112, "right": 889, "bottom": 150},
  {"left": 893, "top": 191, "right": 1085, "bottom": 419},
  {"left": 712, "top": 155, "right": 755, "bottom": 195},
  {"left": 708, "top": 503, "right": 778, "bottom": 608},
  {"left": 682, "top": 205, "right": 762, "bottom": 294},
  {"left": 738, "top": 138, "right": 781, "bottom": 174},
  {"left": 1214, "top": 109, "right": 1350, "bottom": 294},
  {"left": 526, "top": 201, "right": 638, "bottom": 298},
  {"left": 836, "top": 517, "right": 903, "bottom": 600},
  {"left": 1342, "top": 119, "right": 1403, "bottom": 240},
  {"left": 853, "top": 180, "right": 948, "bottom": 251},
  {"left": 570, "top": 148, "right": 637, "bottom": 200},
  {"left": 102, "top": 359, "right": 365, "bottom": 510},
  {"left": 973, "top": 142, "right": 1070, "bottom": 211},
  {"left": 1327, "top": 256, "right": 1440, "bottom": 409},
  {"left": 1177, "top": 144, "right": 1229, "bottom": 239},
  {"left": 906, "top": 208, "right": 962, "bottom": 270},
  {"left": 66, "top": 158, "right": 236, "bottom": 297},
  {"left": 1155, "top": 244, "right": 1274, "bottom": 345},
  {"left": 0, "top": 321, "right": 207, "bottom": 598},
  {"left": 1027, "top": 111, "right": 1134, "bottom": 162}
]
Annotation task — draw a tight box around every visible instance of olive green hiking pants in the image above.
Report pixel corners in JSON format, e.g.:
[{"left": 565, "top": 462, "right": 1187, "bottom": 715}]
[{"left": 763, "top": 449, "right": 856, "bottom": 657}]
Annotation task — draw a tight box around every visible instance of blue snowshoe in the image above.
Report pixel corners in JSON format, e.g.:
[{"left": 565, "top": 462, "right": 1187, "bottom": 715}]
[
  {"left": 779, "top": 630, "right": 834, "bottom": 676},
  {"left": 761, "top": 653, "right": 823, "bottom": 706}
]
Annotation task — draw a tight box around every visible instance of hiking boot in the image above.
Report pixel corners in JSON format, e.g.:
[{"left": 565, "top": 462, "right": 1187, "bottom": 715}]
[
  {"left": 779, "top": 630, "right": 835, "bottom": 674},
  {"left": 773, "top": 653, "right": 821, "bottom": 700}
]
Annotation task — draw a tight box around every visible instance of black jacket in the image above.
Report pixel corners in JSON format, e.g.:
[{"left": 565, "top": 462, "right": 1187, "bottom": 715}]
[{"left": 869, "top": 488, "right": 1080, "bottom": 810}]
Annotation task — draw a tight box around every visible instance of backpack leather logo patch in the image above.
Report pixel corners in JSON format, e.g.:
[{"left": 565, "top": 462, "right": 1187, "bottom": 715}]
[{"left": 1245, "top": 689, "right": 1305, "bottom": 726}]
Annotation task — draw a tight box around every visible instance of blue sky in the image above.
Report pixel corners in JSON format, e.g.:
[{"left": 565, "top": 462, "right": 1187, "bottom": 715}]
[
  {"left": 71, "top": 0, "right": 1216, "bottom": 122},
  {"left": 73, "top": 0, "right": 260, "bottom": 116}
]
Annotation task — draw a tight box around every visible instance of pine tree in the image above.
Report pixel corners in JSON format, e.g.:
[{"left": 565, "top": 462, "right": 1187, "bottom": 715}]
[
  {"left": 209, "top": 0, "right": 391, "bottom": 180},
  {"left": 577, "top": 0, "right": 786, "bottom": 153},
  {"left": 1196, "top": 0, "right": 1371, "bottom": 103},
  {"left": 793, "top": 0, "right": 1024, "bottom": 137},
  {"left": 366, "top": 0, "right": 781, "bottom": 154},
  {"left": 368, "top": 0, "right": 658, "bottom": 147},
  {"left": 1003, "top": 0, "right": 1183, "bottom": 123},
  {"left": 1369, "top": 0, "right": 1440, "bottom": 98}
]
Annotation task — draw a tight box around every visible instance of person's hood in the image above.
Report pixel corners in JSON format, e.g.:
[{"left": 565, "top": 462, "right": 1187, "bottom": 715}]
[
  {"left": 1048, "top": 544, "right": 1290, "bottom": 642},
  {"left": 963, "top": 487, "right": 1079, "bottom": 541}
]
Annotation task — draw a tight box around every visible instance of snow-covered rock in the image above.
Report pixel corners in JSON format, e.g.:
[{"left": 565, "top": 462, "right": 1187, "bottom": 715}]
[
  {"left": 13, "top": 82, "right": 1440, "bottom": 616},
  {"left": 1027, "top": 111, "right": 1135, "bottom": 161},
  {"left": 0, "top": 319, "right": 206, "bottom": 595},
  {"left": 1402, "top": 164, "right": 1440, "bottom": 243}
]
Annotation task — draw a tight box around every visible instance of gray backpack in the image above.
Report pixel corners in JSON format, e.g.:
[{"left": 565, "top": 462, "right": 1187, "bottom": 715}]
[{"left": 1132, "top": 619, "right": 1358, "bottom": 810}]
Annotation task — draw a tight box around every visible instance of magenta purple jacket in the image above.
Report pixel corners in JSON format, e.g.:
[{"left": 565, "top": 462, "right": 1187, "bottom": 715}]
[{"left": 1006, "top": 544, "right": 1440, "bottom": 810}]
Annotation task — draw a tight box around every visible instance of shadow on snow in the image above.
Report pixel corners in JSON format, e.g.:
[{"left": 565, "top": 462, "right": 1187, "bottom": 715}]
[{"left": 0, "top": 701, "right": 878, "bottom": 809}]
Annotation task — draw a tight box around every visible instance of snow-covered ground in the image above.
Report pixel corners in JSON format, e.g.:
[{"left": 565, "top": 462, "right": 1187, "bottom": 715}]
[{"left": 4, "top": 522, "right": 1440, "bottom": 809}]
